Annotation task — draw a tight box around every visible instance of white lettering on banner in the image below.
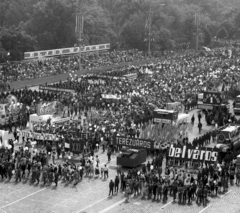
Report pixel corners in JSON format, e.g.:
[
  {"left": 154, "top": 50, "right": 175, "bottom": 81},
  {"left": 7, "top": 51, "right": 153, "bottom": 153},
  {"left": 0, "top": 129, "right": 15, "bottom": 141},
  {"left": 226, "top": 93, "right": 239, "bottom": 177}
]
[
  {"left": 101, "top": 94, "right": 122, "bottom": 100},
  {"left": 20, "top": 131, "right": 56, "bottom": 141},
  {"left": 198, "top": 104, "right": 213, "bottom": 110},
  {"left": 168, "top": 145, "right": 219, "bottom": 162},
  {"left": 154, "top": 118, "right": 171, "bottom": 123},
  {"left": 116, "top": 137, "right": 151, "bottom": 149}
]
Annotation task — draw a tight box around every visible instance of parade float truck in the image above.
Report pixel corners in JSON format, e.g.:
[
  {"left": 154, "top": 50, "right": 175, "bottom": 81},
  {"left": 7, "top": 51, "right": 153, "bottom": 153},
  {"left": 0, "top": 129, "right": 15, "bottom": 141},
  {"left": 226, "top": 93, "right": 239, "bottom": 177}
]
[
  {"left": 153, "top": 109, "right": 189, "bottom": 126},
  {"left": 216, "top": 125, "right": 240, "bottom": 160},
  {"left": 197, "top": 91, "right": 229, "bottom": 125},
  {"left": 153, "top": 109, "right": 178, "bottom": 124}
]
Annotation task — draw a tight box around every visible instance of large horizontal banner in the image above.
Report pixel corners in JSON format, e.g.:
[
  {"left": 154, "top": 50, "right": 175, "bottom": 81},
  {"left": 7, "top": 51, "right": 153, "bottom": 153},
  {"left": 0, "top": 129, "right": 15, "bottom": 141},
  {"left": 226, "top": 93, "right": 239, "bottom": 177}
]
[
  {"left": 20, "top": 130, "right": 57, "bottom": 141},
  {"left": 39, "top": 86, "right": 75, "bottom": 93},
  {"left": 87, "top": 79, "right": 105, "bottom": 85},
  {"left": 20, "top": 130, "right": 97, "bottom": 141},
  {"left": 101, "top": 94, "right": 122, "bottom": 100},
  {"left": 168, "top": 144, "right": 219, "bottom": 163},
  {"left": 24, "top": 43, "right": 110, "bottom": 59},
  {"left": 113, "top": 136, "right": 154, "bottom": 150}
]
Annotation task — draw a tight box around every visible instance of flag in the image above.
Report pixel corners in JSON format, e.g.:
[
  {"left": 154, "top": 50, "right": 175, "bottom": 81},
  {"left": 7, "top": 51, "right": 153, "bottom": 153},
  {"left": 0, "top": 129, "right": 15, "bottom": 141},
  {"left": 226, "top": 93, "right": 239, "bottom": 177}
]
[{"left": 75, "top": 13, "right": 84, "bottom": 35}]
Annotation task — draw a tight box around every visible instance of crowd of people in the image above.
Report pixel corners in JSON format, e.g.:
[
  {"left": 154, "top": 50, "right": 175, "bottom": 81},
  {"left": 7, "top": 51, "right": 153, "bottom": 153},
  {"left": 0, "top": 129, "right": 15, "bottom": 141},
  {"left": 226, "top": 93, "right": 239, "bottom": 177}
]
[
  {"left": 110, "top": 158, "right": 240, "bottom": 205},
  {"left": 0, "top": 49, "right": 145, "bottom": 83},
  {"left": 0, "top": 41, "right": 240, "bottom": 211}
]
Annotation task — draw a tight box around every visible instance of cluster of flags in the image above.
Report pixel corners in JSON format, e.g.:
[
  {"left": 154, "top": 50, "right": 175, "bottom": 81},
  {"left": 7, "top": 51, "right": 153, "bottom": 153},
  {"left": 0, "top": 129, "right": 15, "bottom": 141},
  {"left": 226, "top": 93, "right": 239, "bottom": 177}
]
[{"left": 140, "top": 121, "right": 180, "bottom": 149}]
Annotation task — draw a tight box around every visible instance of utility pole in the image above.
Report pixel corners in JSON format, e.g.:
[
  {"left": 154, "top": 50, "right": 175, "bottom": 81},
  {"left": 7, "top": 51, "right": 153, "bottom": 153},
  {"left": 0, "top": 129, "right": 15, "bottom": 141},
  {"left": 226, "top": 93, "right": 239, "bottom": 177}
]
[
  {"left": 145, "top": 4, "right": 153, "bottom": 57},
  {"left": 75, "top": 0, "right": 84, "bottom": 75},
  {"left": 195, "top": 12, "right": 200, "bottom": 51}
]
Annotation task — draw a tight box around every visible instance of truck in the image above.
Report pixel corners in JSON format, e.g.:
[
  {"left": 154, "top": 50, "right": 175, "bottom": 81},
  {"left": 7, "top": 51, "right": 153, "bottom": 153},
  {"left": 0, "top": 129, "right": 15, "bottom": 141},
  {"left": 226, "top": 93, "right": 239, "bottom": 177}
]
[
  {"left": 233, "top": 95, "right": 240, "bottom": 115},
  {"left": 197, "top": 91, "right": 229, "bottom": 125},
  {"left": 216, "top": 124, "right": 240, "bottom": 153}
]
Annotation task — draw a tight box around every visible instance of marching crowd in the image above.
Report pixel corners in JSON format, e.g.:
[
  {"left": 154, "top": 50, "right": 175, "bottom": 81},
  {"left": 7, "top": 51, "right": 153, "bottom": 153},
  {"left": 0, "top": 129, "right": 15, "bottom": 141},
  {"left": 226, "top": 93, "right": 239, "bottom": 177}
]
[{"left": 111, "top": 158, "right": 240, "bottom": 205}]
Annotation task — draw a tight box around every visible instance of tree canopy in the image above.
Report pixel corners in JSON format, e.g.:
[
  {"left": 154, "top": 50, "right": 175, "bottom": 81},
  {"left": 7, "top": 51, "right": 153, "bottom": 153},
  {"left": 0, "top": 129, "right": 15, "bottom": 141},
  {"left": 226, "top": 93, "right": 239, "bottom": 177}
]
[{"left": 1, "top": 0, "right": 240, "bottom": 60}]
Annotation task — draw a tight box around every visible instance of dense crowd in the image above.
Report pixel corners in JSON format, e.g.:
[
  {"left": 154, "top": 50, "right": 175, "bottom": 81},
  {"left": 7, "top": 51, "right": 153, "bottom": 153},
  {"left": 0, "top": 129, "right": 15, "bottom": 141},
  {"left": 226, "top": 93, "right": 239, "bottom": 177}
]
[{"left": 0, "top": 49, "right": 144, "bottom": 82}]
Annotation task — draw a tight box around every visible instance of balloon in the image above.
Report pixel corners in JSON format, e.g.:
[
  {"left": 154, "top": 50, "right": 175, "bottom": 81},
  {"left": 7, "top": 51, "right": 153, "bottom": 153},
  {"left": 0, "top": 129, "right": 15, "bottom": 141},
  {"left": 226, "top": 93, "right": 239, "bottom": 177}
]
[{"left": 68, "top": 156, "right": 71, "bottom": 159}]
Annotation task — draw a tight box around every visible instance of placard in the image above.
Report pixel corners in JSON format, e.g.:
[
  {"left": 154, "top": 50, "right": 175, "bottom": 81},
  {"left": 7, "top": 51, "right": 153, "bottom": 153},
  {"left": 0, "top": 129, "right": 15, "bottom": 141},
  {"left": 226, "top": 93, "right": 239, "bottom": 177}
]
[{"left": 203, "top": 91, "right": 222, "bottom": 104}]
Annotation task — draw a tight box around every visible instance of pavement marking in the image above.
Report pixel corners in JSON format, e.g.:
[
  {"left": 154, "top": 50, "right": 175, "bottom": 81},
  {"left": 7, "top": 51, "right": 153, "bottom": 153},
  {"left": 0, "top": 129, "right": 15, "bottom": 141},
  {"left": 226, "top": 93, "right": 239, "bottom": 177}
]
[
  {"left": 0, "top": 187, "right": 47, "bottom": 209},
  {"left": 98, "top": 198, "right": 126, "bottom": 213},
  {"left": 198, "top": 204, "right": 212, "bottom": 213},
  {"left": 220, "top": 190, "right": 232, "bottom": 198},
  {"left": 74, "top": 196, "right": 108, "bottom": 213},
  {"left": 161, "top": 201, "right": 173, "bottom": 209}
]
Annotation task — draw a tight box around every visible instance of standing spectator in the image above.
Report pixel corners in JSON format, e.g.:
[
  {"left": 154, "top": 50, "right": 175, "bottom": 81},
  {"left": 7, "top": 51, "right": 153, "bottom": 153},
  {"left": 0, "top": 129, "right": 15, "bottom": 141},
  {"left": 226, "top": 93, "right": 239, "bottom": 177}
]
[
  {"left": 109, "top": 179, "right": 114, "bottom": 196},
  {"left": 114, "top": 175, "right": 120, "bottom": 193}
]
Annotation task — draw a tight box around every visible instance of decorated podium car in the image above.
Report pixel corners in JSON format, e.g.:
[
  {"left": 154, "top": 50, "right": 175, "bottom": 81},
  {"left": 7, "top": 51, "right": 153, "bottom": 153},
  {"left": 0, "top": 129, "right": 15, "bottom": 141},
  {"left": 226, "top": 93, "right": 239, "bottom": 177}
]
[{"left": 0, "top": 95, "right": 27, "bottom": 125}]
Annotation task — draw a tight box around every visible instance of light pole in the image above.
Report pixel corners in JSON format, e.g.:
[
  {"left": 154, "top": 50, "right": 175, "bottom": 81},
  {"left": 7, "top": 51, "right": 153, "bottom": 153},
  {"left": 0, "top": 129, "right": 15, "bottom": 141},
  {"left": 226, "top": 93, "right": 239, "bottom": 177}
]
[
  {"left": 75, "top": 0, "right": 84, "bottom": 75},
  {"left": 145, "top": 3, "right": 165, "bottom": 57},
  {"left": 195, "top": 12, "right": 200, "bottom": 51}
]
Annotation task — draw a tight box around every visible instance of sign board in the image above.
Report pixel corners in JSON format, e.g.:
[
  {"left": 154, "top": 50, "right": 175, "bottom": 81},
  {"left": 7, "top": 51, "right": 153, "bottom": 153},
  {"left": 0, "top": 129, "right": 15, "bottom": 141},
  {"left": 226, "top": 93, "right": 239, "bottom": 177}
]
[
  {"left": 153, "top": 118, "right": 171, "bottom": 123},
  {"left": 203, "top": 91, "right": 222, "bottom": 104},
  {"left": 168, "top": 144, "right": 219, "bottom": 163},
  {"left": 101, "top": 94, "right": 122, "bottom": 100},
  {"left": 36, "top": 103, "right": 57, "bottom": 116},
  {"left": 24, "top": 43, "right": 110, "bottom": 59},
  {"left": 39, "top": 86, "right": 75, "bottom": 93},
  {"left": 197, "top": 104, "right": 213, "bottom": 110},
  {"left": 112, "top": 136, "right": 154, "bottom": 150}
]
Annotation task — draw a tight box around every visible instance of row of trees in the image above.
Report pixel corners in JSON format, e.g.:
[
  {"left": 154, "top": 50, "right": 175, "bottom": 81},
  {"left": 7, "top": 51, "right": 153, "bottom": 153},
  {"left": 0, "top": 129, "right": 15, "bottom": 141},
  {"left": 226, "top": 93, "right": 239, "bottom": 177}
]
[{"left": 1, "top": 0, "right": 240, "bottom": 61}]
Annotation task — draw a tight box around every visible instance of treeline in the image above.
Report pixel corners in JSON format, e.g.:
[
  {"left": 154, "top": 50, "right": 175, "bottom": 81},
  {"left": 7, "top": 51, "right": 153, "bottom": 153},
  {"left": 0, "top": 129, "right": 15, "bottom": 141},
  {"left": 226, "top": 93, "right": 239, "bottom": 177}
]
[{"left": 0, "top": 0, "right": 240, "bottom": 61}]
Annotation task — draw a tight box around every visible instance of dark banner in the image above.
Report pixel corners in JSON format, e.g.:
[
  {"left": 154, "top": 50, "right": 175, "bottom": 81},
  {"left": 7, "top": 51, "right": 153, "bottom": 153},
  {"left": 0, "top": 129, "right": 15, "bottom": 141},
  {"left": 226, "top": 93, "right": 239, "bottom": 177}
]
[
  {"left": 69, "top": 139, "right": 84, "bottom": 154},
  {"left": 168, "top": 144, "right": 219, "bottom": 163},
  {"left": 112, "top": 136, "right": 154, "bottom": 150},
  {"left": 39, "top": 86, "right": 75, "bottom": 93}
]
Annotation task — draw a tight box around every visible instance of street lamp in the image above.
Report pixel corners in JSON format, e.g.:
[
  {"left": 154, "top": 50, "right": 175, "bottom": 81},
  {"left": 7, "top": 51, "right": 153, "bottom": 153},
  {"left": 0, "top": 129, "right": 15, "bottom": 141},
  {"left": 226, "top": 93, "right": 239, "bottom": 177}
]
[
  {"left": 75, "top": 0, "right": 84, "bottom": 75},
  {"left": 145, "top": 3, "right": 165, "bottom": 57}
]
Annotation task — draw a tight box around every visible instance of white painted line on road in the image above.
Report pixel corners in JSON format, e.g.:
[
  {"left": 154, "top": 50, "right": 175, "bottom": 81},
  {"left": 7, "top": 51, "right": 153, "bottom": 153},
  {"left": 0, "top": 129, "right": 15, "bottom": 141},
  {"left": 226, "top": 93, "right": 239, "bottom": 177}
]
[
  {"left": 220, "top": 190, "right": 232, "bottom": 198},
  {"left": 98, "top": 198, "right": 125, "bottom": 213},
  {"left": 161, "top": 201, "right": 173, "bottom": 209},
  {"left": 0, "top": 188, "right": 47, "bottom": 209},
  {"left": 198, "top": 204, "right": 212, "bottom": 213},
  {"left": 74, "top": 196, "right": 108, "bottom": 213}
]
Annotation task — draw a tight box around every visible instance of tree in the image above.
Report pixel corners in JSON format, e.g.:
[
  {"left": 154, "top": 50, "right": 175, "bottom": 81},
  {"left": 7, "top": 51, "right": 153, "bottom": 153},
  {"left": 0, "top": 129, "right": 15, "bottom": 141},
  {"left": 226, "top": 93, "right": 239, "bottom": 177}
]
[
  {"left": 82, "top": 0, "right": 112, "bottom": 45},
  {"left": 155, "top": 28, "right": 175, "bottom": 53},
  {"left": 0, "top": 26, "right": 37, "bottom": 60},
  {"left": 122, "top": 12, "right": 146, "bottom": 50},
  {"left": 24, "top": 0, "right": 76, "bottom": 50}
]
